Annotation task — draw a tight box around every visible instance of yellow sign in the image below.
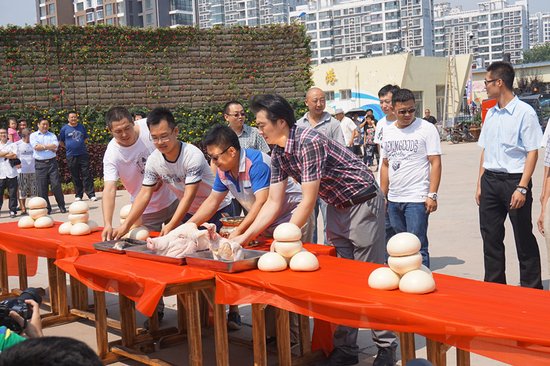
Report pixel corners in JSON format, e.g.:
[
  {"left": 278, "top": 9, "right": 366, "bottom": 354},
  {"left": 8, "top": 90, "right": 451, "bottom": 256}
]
[{"left": 325, "top": 68, "right": 337, "bottom": 85}]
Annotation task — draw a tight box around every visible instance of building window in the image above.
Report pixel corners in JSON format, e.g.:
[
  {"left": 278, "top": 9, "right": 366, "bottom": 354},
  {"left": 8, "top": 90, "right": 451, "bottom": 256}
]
[
  {"left": 106, "top": 18, "right": 114, "bottom": 25},
  {"left": 86, "top": 12, "right": 94, "bottom": 22},
  {"left": 325, "top": 91, "right": 335, "bottom": 101},
  {"left": 97, "top": 10, "right": 103, "bottom": 19},
  {"left": 97, "top": 0, "right": 103, "bottom": 5},
  {"left": 86, "top": 0, "right": 92, "bottom": 8},
  {"left": 144, "top": 0, "right": 153, "bottom": 10},
  {"left": 171, "top": 0, "right": 193, "bottom": 11},
  {"left": 145, "top": 13, "right": 153, "bottom": 25},
  {"left": 48, "top": 3, "right": 55, "bottom": 15},
  {"left": 76, "top": 2, "right": 84, "bottom": 11},
  {"left": 77, "top": 15, "right": 85, "bottom": 25},
  {"left": 340, "top": 89, "right": 352, "bottom": 100},
  {"left": 105, "top": 4, "right": 112, "bottom": 16}
]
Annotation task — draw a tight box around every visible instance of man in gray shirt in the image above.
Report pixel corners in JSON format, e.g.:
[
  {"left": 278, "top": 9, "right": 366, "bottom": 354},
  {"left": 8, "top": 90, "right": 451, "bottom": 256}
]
[{"left": 297, "top": 87, "right": 345, "bottom": 243}]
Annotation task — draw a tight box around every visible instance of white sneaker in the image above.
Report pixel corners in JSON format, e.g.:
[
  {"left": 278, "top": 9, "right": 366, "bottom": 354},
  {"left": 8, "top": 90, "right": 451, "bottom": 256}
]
[
  {"left": 90, "top": 196, "right": 98, "bottom": 202},
  {"left": 74, "top": 197, "right": 82, "bottom": 201}
]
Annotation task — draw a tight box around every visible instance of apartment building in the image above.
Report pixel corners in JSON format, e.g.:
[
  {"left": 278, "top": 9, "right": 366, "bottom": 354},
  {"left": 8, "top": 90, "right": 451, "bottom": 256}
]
[
  {"left": 37, "top": 0, "right": 75, "bottom": 25},
  {"left": 197, "top": 0, "right": 294, "bottom": 28},
  {"left": 433, "top": 0, "right": 529, "bottom": 67},
  {"left": 289, "top": 0, "right": 434, "bottom": 65},
  {"left": 529, "top": 12, "right": 550, "bottom": 47}
]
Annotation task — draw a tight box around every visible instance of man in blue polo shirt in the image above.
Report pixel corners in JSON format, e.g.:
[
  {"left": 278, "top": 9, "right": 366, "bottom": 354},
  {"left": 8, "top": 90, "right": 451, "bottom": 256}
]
[
  {"left": 59, "top": 112, "right": 96, "bottom": 202},
  {"left": 189, "top": 124, "right": 312, "bottom": 331}
]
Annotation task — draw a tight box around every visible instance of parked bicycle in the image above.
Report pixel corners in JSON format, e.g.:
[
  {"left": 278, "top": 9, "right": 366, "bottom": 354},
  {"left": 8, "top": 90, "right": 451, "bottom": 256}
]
[{"left": 450, "top": 123, "right": 477, "bottom": 144}]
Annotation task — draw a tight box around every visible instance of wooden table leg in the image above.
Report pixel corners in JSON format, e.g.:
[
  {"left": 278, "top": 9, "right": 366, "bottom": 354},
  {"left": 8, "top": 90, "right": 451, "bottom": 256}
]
[
  {"left": 457, "top": 348, "right": 471, "bottom": 366},
  {"left": 252, "top": 304, "right": 267, "bottom": 366},
  {"left": 298, "top": 315, "right": 311, "bottom": 356},
  {"left": 119, "top": 295, "right": 137, "bottom": 348},
  {"left": 70, "top": 276, "right": 89, "bottom": 310},
  {"left": 0, "top": 250, "right": 9, "bottom": 295},
  {"left": 180, "top": 292, "right": 203, "bottom": 366},
  {"left": 275, "top": 308, "right": 291, "bottom": 366},
  {"left": 94, "top": 291, "right": 108, "bottom": 358},
  {"left": 56, "top": 267, "right": 68, "bottom": 317},
  {"left": 426, "top": 338, "right": 448, "bottom": 366},
  {"left": 47, "top": 258, "right": 59, "bottom": 314},
  {"left": 399, "top": 332, "right": 416, "bottom": 364},
  {"left": 202, "top": 288, "right": 229, "bottom": 366},
  {"left": 177, "top": 294, "right": 186, "bottom": 333},
  {"left": 17, "top": 254, "right": 28, "bottom": 290}
]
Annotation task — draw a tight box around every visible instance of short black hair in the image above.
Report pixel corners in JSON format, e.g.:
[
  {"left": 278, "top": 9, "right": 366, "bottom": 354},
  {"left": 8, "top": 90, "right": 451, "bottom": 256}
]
[
  {"left": 147, "top": 107, "right": 177, "bottom": 129},
  {"left": 365, "top": 109, "right": 374, "bottom": 114},
  {"left": 67, "top": 111, "right": 77, "bottom": 117},
  {"left": 0, "top": 336, "right": 102, "bottom": 366},
  {"left": 392, "top": 88, "right": 416, "bottom": 105},
  {"left": 249, "top": 94, "right": 296, "bottom": 128},
  {"left": 105, "top": 107, "right": 134, "bottom": 129},
  {"left": 204, "top": 124, "right": 241, "bottom": 151},
  {"left": 378, "top": 84, "right": 400, "bottom": 98},
  {"left": 486, "top": 61, "right": 515, "bottom": 90},
  {"left": 223, "top": 100, "right": 243, "bottom": 115}
]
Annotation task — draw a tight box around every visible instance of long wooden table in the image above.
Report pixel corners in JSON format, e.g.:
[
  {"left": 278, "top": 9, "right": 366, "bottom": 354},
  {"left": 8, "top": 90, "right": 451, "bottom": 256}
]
[
  {"left": 215, "top": 255, "right": 550, "bottom": 366},
  {"left": 56, "top": 252, "right": 221, "bottom": 366}
]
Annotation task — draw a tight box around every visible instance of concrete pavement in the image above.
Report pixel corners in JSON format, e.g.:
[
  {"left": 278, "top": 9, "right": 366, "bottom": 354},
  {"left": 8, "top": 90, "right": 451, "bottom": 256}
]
[{"left": 1, "top": 141, "right": 548, "bottom": 365}]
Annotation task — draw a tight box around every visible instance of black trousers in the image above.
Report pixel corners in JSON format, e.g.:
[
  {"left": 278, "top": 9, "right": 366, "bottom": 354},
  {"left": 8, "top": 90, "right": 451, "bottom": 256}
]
[
  {"left": 35, "top": 158, "right": 65, "bottom": 212},
  {"left": 67, "top": 154, "right": 95, "bottom": 199},
  {"left": 479, "top": 170, "right": 542, "bottom": 289},
  {"left": 0, "top": 176, "right": 18, "bottom": 214}
]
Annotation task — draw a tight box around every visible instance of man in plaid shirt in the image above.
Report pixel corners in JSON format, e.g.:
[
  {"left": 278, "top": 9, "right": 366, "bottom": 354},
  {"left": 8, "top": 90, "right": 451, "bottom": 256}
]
[{"left": 233, "top": 94, "right": 397, "bottom": 366}]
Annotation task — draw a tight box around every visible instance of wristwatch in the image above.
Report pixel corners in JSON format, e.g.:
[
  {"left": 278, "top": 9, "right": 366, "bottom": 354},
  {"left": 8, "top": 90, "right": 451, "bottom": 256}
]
[
  {"left": 427, "top": 192, "right": 438, "bottom": 201},
  {"left": 516, "top": 186, "right": 528, "bottom": 195}
]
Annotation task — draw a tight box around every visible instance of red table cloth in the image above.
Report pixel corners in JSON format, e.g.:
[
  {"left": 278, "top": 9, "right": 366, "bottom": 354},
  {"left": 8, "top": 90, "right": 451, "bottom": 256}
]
[{"left": 215, "top": 255, "right": 550, "bottom": 365}]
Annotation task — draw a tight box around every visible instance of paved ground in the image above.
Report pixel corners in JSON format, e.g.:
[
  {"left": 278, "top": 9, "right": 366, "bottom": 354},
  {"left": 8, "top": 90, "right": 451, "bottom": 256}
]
[{"left": 1, "top": 141, "right": 548, "bottom": 365}]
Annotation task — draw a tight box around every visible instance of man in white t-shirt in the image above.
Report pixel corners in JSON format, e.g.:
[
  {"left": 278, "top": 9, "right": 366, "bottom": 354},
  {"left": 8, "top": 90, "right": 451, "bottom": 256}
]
[
  {"left": 374, "top": 84, "right": 400, "bottom": 255},
  {"left": 0, "top": 129, "right": 19, "bottom": 218},
  {"left": 380, "top": 89, "right": 442, "bottom": 268},
  {"left": 114, "top": 107, "right": 232, "bottom": 238},
  {"left": 334, "top": 108, "right": 356, "bottom": 149},
  {"left": 101, "top": 107, "right": 178, "bottom": 241}
]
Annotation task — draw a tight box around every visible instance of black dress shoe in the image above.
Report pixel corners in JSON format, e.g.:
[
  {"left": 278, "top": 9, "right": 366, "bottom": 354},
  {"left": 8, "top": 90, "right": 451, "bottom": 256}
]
[
  {"left": 59, "top": 207, "right": 67, "bottom": 213},
  {"left": 319, "top": 348, "right": 359, "bottom": 366},
  {"left": 373, "top": 347, "right": 396, "bottom": 366}
]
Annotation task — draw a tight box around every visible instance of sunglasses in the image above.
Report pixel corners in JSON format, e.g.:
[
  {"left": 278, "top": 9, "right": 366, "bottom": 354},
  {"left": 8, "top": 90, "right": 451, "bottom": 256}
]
[
  {"left": 397, "top": 108, "right": 416, "bottom": 115},
  {"left": 227, "top": 112, "right": 246, "bottom": 118}
]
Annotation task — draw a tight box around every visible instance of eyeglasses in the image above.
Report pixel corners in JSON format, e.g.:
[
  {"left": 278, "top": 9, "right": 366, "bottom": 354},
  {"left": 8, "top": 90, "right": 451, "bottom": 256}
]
[
  {"left": 226, "top": 112, "right": 246, "bottom": 118},
  {"left": 207, "top": 146, "right": 231, "bottom": 161},
  {"left": 150, "top": 128, "right": 175, "bottom": 143},
  {"left": 396, "top": 108, "right": 416, "bottom": 115},
  {"left": 484, "top": 79, "right": 498, "bottom": 86}
]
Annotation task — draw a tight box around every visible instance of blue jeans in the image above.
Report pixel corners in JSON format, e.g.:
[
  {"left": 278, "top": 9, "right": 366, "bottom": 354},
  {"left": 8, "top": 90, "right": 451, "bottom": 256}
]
[{"left": 387, "top": 201, "right": 430, "bottom": 267}]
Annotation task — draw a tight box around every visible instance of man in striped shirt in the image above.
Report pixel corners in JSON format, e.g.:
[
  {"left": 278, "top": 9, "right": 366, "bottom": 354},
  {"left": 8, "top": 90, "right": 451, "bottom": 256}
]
[{"left": 233, "top": 94, "right": 397, "bottom": 366}]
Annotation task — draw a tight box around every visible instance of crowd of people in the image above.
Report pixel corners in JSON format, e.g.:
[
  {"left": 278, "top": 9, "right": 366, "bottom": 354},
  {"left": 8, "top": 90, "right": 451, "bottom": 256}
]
[
  {"left": 0, "top": 113, "right": 97, "bottom": 218},
  {"left": 0, "top": 60, "right": 546, "bottom": 366}
]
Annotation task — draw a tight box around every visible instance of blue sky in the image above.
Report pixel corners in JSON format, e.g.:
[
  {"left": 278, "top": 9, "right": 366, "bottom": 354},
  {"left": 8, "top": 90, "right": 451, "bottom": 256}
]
[{"left": 0, "top": 0, "right": 547, "bottom": 26}]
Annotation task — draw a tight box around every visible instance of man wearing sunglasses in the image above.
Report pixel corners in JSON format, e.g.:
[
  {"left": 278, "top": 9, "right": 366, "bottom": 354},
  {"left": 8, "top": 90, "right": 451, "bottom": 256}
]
[
  {"left": 114, "top": 107, "right": 232, "bottom": 238},
  {"left": 476, "top": 61, "right": 543, "bottom": 290},
  {"left": 188, "top": 124, "right": 312, "bottom": 332},
  {"left": 223, "top": 100, "right": 270, "bottom": 154},
  {"left": 380, "top": 88, "right": 442, "bottom": 268}
]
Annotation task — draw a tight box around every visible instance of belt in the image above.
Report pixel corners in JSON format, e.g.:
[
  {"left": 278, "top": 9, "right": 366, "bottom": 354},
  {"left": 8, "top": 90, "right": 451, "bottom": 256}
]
[
  {"left": 484, "top": 170, "right": 522, "bottom": 179},
  {"left": 339, "top": 190, "right": 378, "bottom": 209},
  {"left": 36, "top": 157, "right": 56, "bottom": 163}
]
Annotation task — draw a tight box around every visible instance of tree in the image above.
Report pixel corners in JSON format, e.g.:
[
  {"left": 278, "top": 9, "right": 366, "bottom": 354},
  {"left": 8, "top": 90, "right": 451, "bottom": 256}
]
[{"left": 522, "top": 43, "right": 550, "bottom": 64}]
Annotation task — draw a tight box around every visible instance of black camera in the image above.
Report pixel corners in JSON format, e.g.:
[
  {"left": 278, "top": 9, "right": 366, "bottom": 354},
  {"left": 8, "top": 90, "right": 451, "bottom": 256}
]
[{"left": 0, "top": 288, "right": 43, "bottom": 333}]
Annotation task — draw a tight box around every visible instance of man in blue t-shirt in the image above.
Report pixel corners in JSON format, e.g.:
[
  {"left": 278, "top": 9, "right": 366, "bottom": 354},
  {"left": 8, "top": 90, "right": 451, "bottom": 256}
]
[{"left": 59, "top": 112, "right": 96, "bottom": 201}]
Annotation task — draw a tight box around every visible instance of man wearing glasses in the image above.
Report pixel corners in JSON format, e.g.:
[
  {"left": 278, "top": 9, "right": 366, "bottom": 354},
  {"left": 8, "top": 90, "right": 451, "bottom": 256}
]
[
  {"left": 476, "top": 61, "right": 543, "bottom": 289},
  {"left": 101, "top": 107, "right": 178, "bottom": 241},
  {"left": 188, "top": 124, "right": 312, "bottom": 331},
  {"left": 223, "top": 100, "right": 270, "bottom": 153},
  {"left": 114, "top": 107, "right": 232, "bottom": 238},
  {"left": 380, "top": 89, "right": 441, "bottom": 268}
]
